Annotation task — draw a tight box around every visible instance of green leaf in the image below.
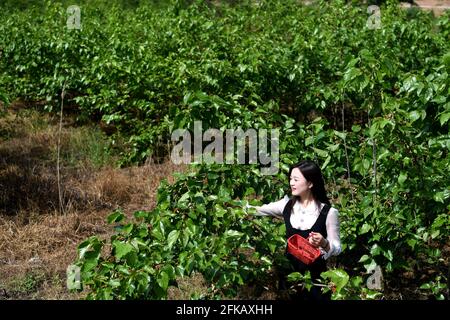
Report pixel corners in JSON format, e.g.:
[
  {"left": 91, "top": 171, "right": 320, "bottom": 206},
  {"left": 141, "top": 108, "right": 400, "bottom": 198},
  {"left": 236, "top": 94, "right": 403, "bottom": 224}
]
[
  {"left": 370, "top": 244, "right": 382, "bottom": 256},
  {"left": 364, "top": 259, "right": 377, "bottom": 273},
  {"left": 408, "top": 110, "right": 421, "bottom": 123},
  {"left": 343, "top": 67, "right": 362, "bottom": 83},
  {"left": 78, "top": 237, "right": 102, "bottom": 260},
  {"left": 327, "top": 143, "right": 340, "bottom": 152},
  {"left": 121, "top": 224, "right": 134, "bottom": 235},
  {"left": 433, "top": 190, "right": 450, "bottom": 203},
  {"left": 196, "top": 204, "right": 206, "bottom": 215},
  {"left": 369, "top": 122, "right": 378, "bottom": 138},
  {"left": 305, "top": 136, "right": 315, "bottom": 146},
  {"left": 420, "top": 283, "right": 431, "bottom": 290},
  {"left": 442, "top": 52, "right": 450, "bottom": 67},
  {"left": 133, "top": 211, "right": 149, "bottom": 219},
  {"left": 358, "top": 255, "right": 370, "bottom": 263},
  {"left": 360, "top": 223, "right": 371, "bottom": 234},
  {"left": 78, "top": 240, "right": 92, "bottom": 260},
  {"left": 398, "top": 173, "right": 407, "bottom": 186},
  {"left": 431, "top": 230, "right": 440, "bottom": 239},
  {"left": 439, "top": 112, "right": 450, "bottom": 126},
  {"left": 334, "top": 130, "right": 346, "bottom": 140},
  {"left": 218, "top": 186, "right": 231, "bottom": 202},
  {"left": 312, "top": 147, "right": 328, "bottom": 158},
  {"left": 178, "top": 192, "right": 190, "bottom": 205},
  {"left": 321, "top": 155, "right": 331, "bottom": 170},
  {"left": 159, "top": 221, "right": 166, "bottom": 237},
  {"left": 225, "top": 230, "right": 243, "bottom": 238},
  {"left": 268, "top": 243, "right": 277, "bottom": 253},
  {"left": 432, "top": 95, "right": 446, "bottom": 104},
  {"left": 167, "top": 230, "right": 179, "bottom": 249},
  {"left": 261, "top": 256, "right": 272, "bottom": 265},
  {"left": 365, "top": 290, "right": 383, "bottom": 300},
  {"left": 193, "top": 192, "right": 205, "bottom": 204},
  {"left": 346, "top": 57, "right": 360, "bottom": 68},
  {"left": 162, "top": 265, "right": 175, "bottom": 280},
  {"left": 214, "top": 205, "right": 227, "bottom": 218},
  {"left": 402, "top": 76, "right": 418, "bottom": 93},
  {"left": 287, "top": 272, "right": 302, "bottom": 282},
  {"left": 321, "top": 269, "right": 349, "bottom": 293},
  {"left": 362, "top": 158, "right": 371, "bottom": 171},
  {"left": 82, "top": 258, "right": 99, "bottom": 272},
  {"left": 244, "top": 187, "right": 256, "bottom": 196},
  {"left": 113, "top": 241, "right": 134, "bottom": 259},
  {"left": 107, "top": 210, "right": 125, "bottom": 224},
  {"left": 157, "top": 271, "right": 169, "bottom": 291},
  {"left": 176, "top": 265, "right": 185, "bottom": 277},
  {"left": 383, "top": 249, "right": 393, "bottom": 262},
  {"left": 0, "top": 92, "right": 10, "bottom": 106}
]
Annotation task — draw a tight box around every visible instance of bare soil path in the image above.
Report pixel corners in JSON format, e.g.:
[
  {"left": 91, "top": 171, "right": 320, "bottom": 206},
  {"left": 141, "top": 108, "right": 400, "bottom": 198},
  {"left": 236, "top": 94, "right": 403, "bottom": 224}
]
[{"left": 405, "top": 0, "right": 450, "bottom": 15}]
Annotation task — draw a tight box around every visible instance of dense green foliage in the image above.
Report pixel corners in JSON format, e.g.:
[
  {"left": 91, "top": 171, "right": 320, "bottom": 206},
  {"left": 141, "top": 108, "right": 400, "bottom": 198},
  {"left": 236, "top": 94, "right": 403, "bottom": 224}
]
[{"left": 1, "top": 0, "right": 448, "bottom": 299}]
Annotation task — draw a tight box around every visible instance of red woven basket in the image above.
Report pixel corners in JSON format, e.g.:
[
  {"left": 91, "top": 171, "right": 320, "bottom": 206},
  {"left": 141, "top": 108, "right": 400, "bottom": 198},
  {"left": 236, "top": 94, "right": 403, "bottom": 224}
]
[{"left": 287, "top": 234, "right": 321, "bottom": 265}]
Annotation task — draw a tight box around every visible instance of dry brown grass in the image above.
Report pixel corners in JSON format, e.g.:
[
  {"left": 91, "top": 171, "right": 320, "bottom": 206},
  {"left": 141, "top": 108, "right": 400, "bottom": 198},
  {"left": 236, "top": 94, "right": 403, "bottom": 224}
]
[
  {"left": 0, "top": 210, "right": 109, "bottom": 299},
  {"left": 67, "top": 163, "right": 183, "bottom": 213},
  {"left": 0, "top": 106, "right": 187, "bottom": 299},
  {"left": 167, "top": 273, "right": 211, "bottom": 300},
  {"left": 0, "top": 160, "right": 187, "bottom": 299}
]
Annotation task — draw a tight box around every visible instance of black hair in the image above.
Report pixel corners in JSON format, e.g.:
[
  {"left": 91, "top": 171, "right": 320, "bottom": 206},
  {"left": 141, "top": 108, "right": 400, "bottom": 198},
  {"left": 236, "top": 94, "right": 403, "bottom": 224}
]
[{"left": 288, "top": 160, "right": 330, "bottom": 205}]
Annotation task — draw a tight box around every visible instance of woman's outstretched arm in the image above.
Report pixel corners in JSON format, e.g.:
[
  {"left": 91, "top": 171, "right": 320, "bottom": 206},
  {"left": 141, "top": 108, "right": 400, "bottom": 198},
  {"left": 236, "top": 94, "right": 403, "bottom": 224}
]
[{"left": 247, "top": 195, "right": 289, "bottom": 219}]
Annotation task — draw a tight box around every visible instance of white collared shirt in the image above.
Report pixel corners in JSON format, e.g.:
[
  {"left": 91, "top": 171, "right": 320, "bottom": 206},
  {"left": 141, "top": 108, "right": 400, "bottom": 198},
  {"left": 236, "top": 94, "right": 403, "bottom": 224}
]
[{"left": 251, "top": 195, "right": 342, "bottom": 260}]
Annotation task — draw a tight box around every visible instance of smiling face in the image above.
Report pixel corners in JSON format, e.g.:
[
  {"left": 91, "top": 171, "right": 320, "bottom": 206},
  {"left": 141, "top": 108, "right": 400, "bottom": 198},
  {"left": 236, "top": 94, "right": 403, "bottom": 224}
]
[{"left": 289, "top": 167, "right": 312, "bottom": 197}]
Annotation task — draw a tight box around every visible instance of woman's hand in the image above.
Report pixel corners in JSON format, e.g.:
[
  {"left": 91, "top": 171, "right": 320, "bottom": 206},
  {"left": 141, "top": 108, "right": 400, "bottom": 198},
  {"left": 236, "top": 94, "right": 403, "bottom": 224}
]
[{"left": 309, "top": 232, "right": 329, "bottom": 250}]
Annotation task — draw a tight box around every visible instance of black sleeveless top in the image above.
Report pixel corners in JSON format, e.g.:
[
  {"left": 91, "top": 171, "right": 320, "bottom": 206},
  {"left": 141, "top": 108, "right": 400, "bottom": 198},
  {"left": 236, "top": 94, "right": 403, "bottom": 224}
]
[{"left": 282, "top": 199, "right": 331, "bottom": 278}]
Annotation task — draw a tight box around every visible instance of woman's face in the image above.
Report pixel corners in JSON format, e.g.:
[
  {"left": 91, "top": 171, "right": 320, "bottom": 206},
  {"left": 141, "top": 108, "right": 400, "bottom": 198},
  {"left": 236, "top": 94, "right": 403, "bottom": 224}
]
[{"left": 290, "top": 167, "right": 312, "bottom": 196}]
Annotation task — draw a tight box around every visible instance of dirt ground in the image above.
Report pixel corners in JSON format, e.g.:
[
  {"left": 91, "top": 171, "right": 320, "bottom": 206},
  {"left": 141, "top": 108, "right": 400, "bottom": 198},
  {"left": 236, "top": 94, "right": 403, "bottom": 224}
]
[{"left": 404, "top": 0, "right": 450, "bottom": 15}]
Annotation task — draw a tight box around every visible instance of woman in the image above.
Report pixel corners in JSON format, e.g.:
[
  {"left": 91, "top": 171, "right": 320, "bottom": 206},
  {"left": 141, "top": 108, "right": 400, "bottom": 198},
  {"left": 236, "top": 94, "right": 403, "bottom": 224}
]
[{"left": 251, "top": 160, "right": 341, "bottom": 300}]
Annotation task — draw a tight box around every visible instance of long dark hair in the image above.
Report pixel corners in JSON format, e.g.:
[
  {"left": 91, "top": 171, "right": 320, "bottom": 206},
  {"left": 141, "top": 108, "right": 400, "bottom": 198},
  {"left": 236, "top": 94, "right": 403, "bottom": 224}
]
[{"left": 288, "top": 160, "right": 330, "bottom": 205}]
